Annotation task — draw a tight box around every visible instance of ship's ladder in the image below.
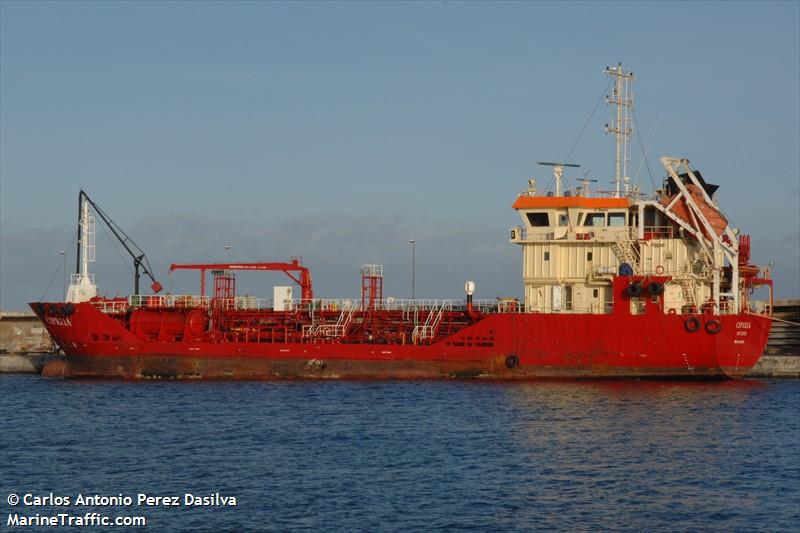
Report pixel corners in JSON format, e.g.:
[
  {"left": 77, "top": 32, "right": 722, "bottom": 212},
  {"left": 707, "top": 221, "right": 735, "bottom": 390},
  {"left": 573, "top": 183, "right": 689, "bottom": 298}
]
[
  {"left": 411, "top": 302, "right": 450, "bottom": 344},
  {"left": 613, "top": 231, "right": 640, "bottom": 273},
  {"left": 679, "top": 264, "right": 698, "bottom": 311},
  {"left": 335, "top": 302, "right": 358, "bottom": 336},
  {"left": 303, "top": 302, "right": 358, "bottom": 338}
]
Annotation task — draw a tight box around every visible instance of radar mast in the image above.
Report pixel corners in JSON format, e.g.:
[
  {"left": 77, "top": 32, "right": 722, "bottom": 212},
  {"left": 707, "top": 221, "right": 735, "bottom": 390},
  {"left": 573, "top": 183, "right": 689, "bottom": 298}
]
[{"left": 604, "top": 63, "right": 635, "bottom": 198}]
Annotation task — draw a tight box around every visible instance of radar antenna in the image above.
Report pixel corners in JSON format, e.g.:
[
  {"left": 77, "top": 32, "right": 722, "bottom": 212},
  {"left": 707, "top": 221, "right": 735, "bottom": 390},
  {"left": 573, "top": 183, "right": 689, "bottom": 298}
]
[
  {"left": 577, "top": 170, "right": 598, "bottom": 197},
  {"left": 537, "top": 161, "right": 580, "bottom": 197}
]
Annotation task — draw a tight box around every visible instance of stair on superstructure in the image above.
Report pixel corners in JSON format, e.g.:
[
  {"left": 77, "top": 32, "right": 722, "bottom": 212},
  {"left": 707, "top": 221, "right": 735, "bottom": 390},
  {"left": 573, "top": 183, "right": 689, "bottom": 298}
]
[
  {"left": 678, "top": 263, "right": 698, "bottom": 312},
  {"left": 613, "top": 230, "right": 640, "bottom": 273}
]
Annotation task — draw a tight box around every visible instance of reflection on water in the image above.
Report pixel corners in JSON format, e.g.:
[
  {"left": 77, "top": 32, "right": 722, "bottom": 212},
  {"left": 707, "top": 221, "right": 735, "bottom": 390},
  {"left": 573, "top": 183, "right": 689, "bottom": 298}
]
[{"left": 1, "top": 376, "right": 797, "bottom": 532}]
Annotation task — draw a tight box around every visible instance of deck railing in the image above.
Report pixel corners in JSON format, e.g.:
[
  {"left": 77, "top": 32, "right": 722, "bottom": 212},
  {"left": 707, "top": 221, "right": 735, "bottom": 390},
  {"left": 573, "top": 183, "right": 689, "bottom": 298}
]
[
  {"left": 91, "top": 295, "right": 532, "bottom": 314},
  {"left": 642, "top": 225, "right": 674, "bottom": 239},
  {"left": 91, "top": 293, "right": 742, "bottom": 317}
]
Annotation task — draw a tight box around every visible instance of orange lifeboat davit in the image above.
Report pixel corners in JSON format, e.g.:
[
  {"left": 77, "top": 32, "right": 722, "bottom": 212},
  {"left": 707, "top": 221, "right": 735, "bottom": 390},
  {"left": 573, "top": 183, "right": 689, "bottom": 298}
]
[{"left": 660, "top": 182, "right": 729, "bottom": 239}]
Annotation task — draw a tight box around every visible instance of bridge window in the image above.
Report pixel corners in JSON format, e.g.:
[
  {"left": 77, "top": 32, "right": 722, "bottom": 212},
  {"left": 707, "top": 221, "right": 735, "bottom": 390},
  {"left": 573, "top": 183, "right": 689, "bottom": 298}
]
[
  {"left": 527, "top": 212, "right": 550, "bottom": 227},
  {"left": 584, "top": 213, "right": 606, "bottom": 227},
  {"left": 608, "top": 213, "right": 626, "bottom": 227},
  {"left": 558, "top": 214, "right": 569, "bottom": 226}
]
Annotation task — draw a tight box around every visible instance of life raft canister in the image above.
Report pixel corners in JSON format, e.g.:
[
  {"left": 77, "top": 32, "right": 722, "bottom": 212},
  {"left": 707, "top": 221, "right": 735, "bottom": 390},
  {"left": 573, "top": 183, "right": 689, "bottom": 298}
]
[{"left": 684, "top": 316, "right": 701, "bottom": 333}]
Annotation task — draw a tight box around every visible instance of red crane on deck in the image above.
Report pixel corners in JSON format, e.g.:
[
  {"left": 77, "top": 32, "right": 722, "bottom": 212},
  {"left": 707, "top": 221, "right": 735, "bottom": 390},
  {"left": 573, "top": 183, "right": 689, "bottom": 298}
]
[{"left": 168, "top": 259, "right": 313, "bottom": 301}]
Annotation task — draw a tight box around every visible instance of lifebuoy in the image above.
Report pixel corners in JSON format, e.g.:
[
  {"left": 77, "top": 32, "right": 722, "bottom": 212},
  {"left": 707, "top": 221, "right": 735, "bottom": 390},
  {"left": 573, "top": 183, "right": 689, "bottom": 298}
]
[
  {"left": 684, "top": 316, "right": 701, "bottom": 333},
  {"left": 655, "top": 265, "right": 665, "bottom": 275},
  {"left": 647, "top": 282, "right": 664, "bottom": 296},
  {"left": 705, "top": 319, "right": 722, "bottom": 334},
  {"left": 626, "top": 283, "right": 643, "bottom": 297},
  {"left": 667, "top": 308, "right": 677, "bottom": 315},
  {"left": 505, "top": 354, "right": 519, "bottom": 369}
]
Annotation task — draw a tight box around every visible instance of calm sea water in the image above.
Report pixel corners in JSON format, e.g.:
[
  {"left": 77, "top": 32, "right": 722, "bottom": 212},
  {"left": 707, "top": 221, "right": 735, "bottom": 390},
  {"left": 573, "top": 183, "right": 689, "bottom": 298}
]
[{"left": 1, "top": 376, "right": 798, "bottom": 532}]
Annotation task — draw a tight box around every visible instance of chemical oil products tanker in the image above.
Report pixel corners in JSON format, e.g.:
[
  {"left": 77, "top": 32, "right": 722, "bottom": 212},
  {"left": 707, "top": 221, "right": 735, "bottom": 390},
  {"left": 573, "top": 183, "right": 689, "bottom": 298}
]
[{"left": 31, "top": 65, "right": 775, "bottom": 380}]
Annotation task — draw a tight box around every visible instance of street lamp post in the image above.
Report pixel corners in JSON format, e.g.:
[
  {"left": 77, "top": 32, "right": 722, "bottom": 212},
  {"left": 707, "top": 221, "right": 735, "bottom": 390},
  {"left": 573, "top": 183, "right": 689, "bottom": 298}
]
[{"left": 409, "top": 239, "right": 415, "bottom": 300}]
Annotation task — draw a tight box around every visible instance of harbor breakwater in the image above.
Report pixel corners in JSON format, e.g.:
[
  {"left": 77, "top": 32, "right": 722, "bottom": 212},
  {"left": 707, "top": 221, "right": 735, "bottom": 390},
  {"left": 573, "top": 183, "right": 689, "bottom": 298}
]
[{"left": 2, "top": 302, "right": 798, "bottom": 377}]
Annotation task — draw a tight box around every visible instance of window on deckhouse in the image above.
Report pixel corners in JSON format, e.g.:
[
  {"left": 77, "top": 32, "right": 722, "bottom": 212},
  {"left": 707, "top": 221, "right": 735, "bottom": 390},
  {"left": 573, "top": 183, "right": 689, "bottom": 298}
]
[
  {"left": 583, "top": 213, "right": 606, "bottom": 227},
  {"left": 608, "top": 213, "right": 626, "bottom": 227},
  {"left": 526, "top": 212, "right": 549, "bottom": 227}
]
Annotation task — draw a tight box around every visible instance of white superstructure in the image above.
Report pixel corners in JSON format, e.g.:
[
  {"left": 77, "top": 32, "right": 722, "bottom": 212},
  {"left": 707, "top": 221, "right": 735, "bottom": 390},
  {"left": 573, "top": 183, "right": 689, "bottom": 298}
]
[{"left": 508, "top": 65, "right": 768, "bottom": 317}]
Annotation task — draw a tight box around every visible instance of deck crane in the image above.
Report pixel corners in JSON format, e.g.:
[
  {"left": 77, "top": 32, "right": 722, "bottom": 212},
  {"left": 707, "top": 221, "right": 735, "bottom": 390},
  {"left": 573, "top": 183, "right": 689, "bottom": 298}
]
[
  {"left": 168, "top": 259, "right": 314, "bottom": 301},
  {"left": 75, "top": 190, "right": 163, "bottom": 297}
]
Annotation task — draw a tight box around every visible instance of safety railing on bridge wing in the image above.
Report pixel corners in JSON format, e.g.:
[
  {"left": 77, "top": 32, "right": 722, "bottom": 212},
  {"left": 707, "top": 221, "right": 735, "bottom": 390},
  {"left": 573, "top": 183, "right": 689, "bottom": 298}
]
[{"left": 509, "top": 227, "right": 556, "bottom": 242}]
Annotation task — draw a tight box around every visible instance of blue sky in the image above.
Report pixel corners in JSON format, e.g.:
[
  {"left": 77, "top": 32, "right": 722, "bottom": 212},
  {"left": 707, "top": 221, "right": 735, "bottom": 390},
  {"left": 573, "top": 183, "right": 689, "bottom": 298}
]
[{"left": 1, "top": 1, "right": 798, "bottom": 308}]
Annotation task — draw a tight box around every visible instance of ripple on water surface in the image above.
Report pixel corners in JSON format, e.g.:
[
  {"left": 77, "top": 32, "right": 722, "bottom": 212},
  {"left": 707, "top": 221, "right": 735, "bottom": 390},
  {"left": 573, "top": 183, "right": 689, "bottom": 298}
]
[{"left": 1, "top": 377, "right": 798, "bottom": 532}]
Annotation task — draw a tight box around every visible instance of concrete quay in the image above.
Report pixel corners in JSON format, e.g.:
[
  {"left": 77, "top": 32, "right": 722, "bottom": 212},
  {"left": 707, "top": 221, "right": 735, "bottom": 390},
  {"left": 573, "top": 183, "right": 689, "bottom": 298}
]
[
  {"left": 1, "top": 311, "right": 53, "bottom": 373},
  {"left": 749, "top": 299, "right": 800, "bottom": 378},
  {"left": 0, "top": 352, "right": 47, "bottom": 373}
]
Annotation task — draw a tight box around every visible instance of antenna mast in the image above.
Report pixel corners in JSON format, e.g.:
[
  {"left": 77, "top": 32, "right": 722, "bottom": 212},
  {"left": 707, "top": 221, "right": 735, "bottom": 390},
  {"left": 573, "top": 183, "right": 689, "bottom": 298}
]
[
  {"left": 66, "top": 192, "right": 97, "bottom": 303},
  {"left": 604, "top": 63, "right": 635, "bottom": 198}
]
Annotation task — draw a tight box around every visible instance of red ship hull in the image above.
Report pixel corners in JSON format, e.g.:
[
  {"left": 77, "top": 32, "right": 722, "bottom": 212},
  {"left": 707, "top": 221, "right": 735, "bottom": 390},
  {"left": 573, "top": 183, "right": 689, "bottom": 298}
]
[{"left": 30, "top": 296, "right": 771, "bottom": 380}]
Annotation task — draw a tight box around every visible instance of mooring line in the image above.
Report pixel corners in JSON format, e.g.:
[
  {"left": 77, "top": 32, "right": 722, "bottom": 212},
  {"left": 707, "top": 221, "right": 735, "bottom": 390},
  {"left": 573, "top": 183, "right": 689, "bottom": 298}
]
[{"left": 745, "top": 312, "right": 800, "bottom": 327}]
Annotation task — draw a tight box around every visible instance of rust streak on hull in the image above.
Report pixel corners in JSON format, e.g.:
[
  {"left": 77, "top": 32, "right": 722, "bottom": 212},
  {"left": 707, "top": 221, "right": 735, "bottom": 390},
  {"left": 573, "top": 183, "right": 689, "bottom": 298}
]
[{"left": 44, "top": 353, "right": 729, "bottom": 381}]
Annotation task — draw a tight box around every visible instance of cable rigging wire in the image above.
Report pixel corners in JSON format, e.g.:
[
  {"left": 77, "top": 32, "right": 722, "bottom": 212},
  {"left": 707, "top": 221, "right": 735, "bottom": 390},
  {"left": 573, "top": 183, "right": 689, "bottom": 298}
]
[
  {"left": 632, "top": 105, "right": 659, "bottom": 191},
  {"left": 541, "top": 78, "right": 614, "bottom": 194},
  {"left": 38, "top": 230, "right": 78, "bottom": 302},
  {"left": 98, "top": 216, "right": 135, "bottom": 277},
  {"left": 88, "top": 199, "right": 157, "bottom": 279},
  {"left": 563, "top": 77, "right": 614, "bottom": 166}
]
